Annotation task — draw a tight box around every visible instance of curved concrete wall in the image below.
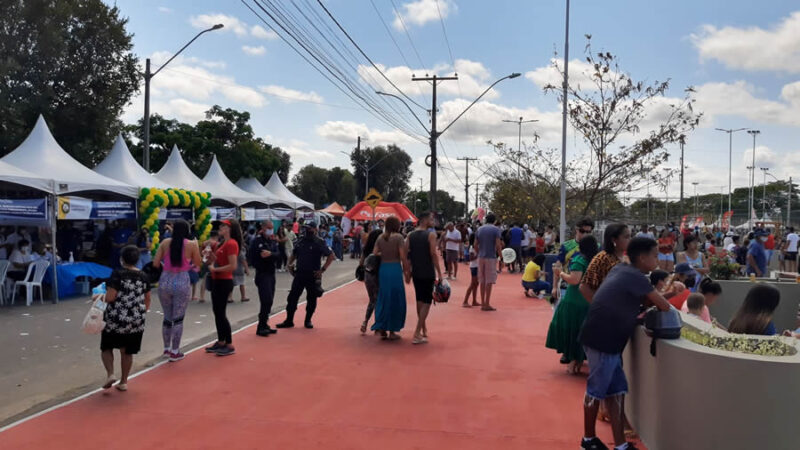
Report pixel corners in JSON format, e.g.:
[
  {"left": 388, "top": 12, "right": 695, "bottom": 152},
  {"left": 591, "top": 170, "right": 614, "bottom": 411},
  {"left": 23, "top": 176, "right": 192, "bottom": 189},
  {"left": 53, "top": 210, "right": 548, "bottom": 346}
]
[
  {"left": 623, "top": 325, "right": 800, "bottom": 450},
  {"left": 711, "top": 280, "right": 799, "bottom": 332}
]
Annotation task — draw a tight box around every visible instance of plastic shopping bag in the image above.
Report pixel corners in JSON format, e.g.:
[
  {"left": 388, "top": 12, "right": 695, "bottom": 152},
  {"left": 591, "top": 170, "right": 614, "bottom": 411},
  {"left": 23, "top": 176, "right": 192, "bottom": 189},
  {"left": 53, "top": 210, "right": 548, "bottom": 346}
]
[{"left": 81, "top": 282, "right": 107, "bottom": 335}]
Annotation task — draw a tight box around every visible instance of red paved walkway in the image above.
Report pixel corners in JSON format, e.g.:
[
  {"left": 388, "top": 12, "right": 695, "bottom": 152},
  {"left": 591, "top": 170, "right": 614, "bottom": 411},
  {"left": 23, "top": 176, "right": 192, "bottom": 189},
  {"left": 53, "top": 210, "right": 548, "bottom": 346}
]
[{"left": 0, "top": 271, "right": 631, "bottom": 449}]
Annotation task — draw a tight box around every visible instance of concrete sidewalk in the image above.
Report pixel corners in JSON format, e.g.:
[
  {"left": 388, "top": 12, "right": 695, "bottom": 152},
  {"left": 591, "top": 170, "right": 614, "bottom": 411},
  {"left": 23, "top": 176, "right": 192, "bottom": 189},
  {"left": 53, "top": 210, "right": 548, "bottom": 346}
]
[
  {"left": 0, "top": 258, "right": 358, "bottom": 425},
  {"left": 0, "top": 268, "right": 637, "bottom": 449}
]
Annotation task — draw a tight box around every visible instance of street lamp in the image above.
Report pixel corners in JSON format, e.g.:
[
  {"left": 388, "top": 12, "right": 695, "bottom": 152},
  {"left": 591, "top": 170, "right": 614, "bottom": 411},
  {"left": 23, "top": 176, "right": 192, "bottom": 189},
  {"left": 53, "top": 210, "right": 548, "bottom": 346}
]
[
  {"left": 559, "top": 0, "right": 571, "bottom": 246},
  {"left": 715, "top": 127, "right": 748, "bottom": 213},
  {"left": 377, "top": 71, "right": 520, "bottom": 212},
  {"left": 143, "top": 24, "right": 223, "bottom": 171},
  {"left": 692, "top": 182, "right": 699, "bottom": 218},
  {"left": 747, "top": 129, "right": 761, "bottom": 229},
  {"left": 502, "top": 116, "right": 538, "bottom": 176}
]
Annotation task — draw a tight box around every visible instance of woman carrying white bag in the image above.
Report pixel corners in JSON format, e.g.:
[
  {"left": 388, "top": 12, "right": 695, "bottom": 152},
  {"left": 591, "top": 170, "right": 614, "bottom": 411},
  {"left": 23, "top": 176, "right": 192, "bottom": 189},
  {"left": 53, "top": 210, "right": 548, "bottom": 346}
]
[{"left": 93, "top": 245, "right": 151, "bottom": 391}]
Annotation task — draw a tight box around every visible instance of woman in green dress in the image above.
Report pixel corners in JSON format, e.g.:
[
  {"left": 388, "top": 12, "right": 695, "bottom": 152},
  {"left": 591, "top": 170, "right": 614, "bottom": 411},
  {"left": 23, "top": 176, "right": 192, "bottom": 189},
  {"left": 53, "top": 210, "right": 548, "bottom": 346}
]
[{"left": 545, "top": 234, "right": 599, "bottom": 374}]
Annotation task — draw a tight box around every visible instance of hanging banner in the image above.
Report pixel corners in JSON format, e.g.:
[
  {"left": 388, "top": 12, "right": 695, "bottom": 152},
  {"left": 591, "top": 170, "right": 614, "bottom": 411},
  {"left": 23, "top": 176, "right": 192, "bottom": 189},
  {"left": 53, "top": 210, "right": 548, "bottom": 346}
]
[
  {"left": 209, "top": 207, "right": 238, "bottom": 221},
  {"left": 157, "top": 208, "right": 194, "bottom": 221},
  {"left": 0, "top": 198, "right": 48, "bottom": 224},
  {"left": 240, "top": 208, "right": 272, "bottom": 221},
  {"left": 57, "top": 196, "right": 136, "bottom": 220},
  {"left": 679, "top": 215, "right": 688, "bottom": 231},
  {"left": 693, "top": 216, "right": 704, "bottom": 228},
  {"left": 721, "top": 210, "right": 734, "bottom": 230}
]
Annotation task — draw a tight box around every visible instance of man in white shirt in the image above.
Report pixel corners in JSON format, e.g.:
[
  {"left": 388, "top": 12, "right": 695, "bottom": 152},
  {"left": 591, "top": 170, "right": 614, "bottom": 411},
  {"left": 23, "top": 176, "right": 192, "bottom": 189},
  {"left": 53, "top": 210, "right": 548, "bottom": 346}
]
[
  {"left": 520, "top": 224, "right": 531, "bottom": 264},
  {"left": 8, "top": 239, "right": 33, "bottom": 280},
  {"left": 784, "top": 227, "right": 799, "bottom": 273},
  {"left": 444, "top": 222, "right": 462, "bottom": 280}
]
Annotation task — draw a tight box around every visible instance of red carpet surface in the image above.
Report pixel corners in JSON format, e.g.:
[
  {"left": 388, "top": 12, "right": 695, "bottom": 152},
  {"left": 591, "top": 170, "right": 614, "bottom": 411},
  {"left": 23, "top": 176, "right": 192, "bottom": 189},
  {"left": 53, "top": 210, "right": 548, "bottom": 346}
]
[{"left": 0, "top": 270, "right": 640, "bottom": 449}]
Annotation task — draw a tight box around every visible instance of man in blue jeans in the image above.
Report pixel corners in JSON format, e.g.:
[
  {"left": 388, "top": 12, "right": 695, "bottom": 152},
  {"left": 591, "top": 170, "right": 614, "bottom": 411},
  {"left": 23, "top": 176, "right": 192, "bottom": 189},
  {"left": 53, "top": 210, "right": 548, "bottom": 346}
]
[
  {"left": 578, "top": 237, "right": 671, "bottom": 450},
  {"left": 508, "top": 223, "right": 524, "bottom": 273}
]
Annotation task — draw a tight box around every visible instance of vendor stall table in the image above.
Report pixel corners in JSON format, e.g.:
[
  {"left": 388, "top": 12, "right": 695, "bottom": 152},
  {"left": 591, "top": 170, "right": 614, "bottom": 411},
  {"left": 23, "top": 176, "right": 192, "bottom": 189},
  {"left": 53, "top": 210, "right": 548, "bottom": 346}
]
[{"left": 43, "top": 262, "right": 112, "bottom": 298}]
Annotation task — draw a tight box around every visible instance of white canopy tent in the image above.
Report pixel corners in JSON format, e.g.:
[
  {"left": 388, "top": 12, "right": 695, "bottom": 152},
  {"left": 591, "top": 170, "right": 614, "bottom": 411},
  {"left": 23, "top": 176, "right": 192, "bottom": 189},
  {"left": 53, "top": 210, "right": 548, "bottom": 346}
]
[
  {"left": 202, "top": 155, "right": 267, "bottom": 206},
  {"left": 94, "top": 135, "right": 174, "bottom": 190},
  {"left": 155, "top": 145, "right": 216, "bottom": 197},
  {"left": 265, "top": 172, "right": 313, "bottom": 210},
  {"left": 235, "top": 177, "right": 282, "bottom": 205},
  {"left": 0, "top": 159, "right": 52, "bottom": 192},
  {"left": 1, "top": 115, "right": 138, "bottom": 197}
]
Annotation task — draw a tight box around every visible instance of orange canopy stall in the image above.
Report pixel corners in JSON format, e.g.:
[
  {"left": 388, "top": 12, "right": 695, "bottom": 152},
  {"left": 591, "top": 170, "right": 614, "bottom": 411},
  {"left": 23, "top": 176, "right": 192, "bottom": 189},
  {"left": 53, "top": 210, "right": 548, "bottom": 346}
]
[
  {"left": 319, "top": 201, "right": 346, "bottom": 216},
  {"left": 344, "top": 201, "right": 417, "bottom": 223}
]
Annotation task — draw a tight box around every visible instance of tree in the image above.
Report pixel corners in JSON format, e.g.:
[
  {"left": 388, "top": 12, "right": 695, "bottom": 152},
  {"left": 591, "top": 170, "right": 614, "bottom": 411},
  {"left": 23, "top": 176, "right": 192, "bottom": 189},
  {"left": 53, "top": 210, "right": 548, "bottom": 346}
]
[
  {"left": 290, "top": 165, "right": 329, "bottom": 207},
  {"left": 350, "top": 145, "right": 412, "bottom": 202},
  {"left": 125, "top": 106, "right": 291, "bottom": 183},
  {"left": 325, "top": 167, "right": 356, "bottom": 207},
  {"left": 407, "top": 190, "right": 465, "bottom": 222},
  {"left": 0, "top": 0, "right": 139, "bottom": 166}
]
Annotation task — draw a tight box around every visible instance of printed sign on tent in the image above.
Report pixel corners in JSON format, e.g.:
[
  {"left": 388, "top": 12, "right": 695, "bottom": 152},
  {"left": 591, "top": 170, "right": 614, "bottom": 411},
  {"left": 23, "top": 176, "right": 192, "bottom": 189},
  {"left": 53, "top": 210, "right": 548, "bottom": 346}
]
[
  {"left": 157, "top": 208, "right": 194, "bottom": 221},
  {"left": 57, "top": 196, "right": 136, "bottom": 220},
  {"left": 240, "top": 208, "right": 273, "bottom": 221},
  {"left": 208, "top": 207, "right": 238, "bottom": 221},
  {"left": 0, "top": 198, "right": 48, "bottom": 224}
]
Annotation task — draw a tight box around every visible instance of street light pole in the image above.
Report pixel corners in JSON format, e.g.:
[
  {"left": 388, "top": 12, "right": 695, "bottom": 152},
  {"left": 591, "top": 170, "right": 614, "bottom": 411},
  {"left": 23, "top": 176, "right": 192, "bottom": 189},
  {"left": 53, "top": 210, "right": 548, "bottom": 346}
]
[
  {"left": 715, "top": 127, "right": 747, "bottom": 213},
  {"left": 143, "top": 24, "right": 223, "bottom": 171},
  {"left": 502, "top": 116, "right": 538, "bottom": 176},
  {"left": 559, "top": 0, "right": 570, "bottom": 245},
  {"left": 692, "top": 182, "right": 699, "bottom": 218},
  {"left": 747, "top": 130, "right": 761, "bottom": 229}
]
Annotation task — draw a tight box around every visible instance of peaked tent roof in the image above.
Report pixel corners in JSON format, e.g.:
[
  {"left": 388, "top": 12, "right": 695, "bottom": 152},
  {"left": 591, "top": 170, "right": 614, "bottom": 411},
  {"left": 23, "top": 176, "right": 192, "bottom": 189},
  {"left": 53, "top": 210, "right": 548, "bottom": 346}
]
[
  {"left": 320, "top": 201, "right": 345, "bottom": 216},
  {"left": 235, "top": 177, "right": 282, "bottom": 205},
  {"left": 1, "top": 115, "right": 138, "bottom": 197},
  {"left": 202, "top": 155, "right": 267, "bottom": 206},
  {"left": 0, "top": 159, "right": 54, "bottom": 192},
  {"left": 265, "top": 172, "right": 313, "bottom": 210},
  {"left": 94, "top": 135, "right": 174, "bottom": 189},
  {"left": 155, "top": 145, "right": 215, "bottom": 196}
]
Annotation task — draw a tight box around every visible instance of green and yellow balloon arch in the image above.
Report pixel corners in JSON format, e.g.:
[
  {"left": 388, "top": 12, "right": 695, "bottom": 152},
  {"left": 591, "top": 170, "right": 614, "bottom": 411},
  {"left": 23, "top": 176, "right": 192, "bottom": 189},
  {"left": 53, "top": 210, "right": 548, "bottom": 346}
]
[{"left": 138, "top": 187, "right": 212, "bottom": 255}]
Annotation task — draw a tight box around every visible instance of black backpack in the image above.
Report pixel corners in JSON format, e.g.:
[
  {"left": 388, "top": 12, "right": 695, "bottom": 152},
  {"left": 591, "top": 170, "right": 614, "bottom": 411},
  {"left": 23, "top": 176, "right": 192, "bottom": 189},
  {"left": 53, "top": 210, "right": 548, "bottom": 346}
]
[{"left": 644, "top": 307, "right": 683, "bottom": 356}]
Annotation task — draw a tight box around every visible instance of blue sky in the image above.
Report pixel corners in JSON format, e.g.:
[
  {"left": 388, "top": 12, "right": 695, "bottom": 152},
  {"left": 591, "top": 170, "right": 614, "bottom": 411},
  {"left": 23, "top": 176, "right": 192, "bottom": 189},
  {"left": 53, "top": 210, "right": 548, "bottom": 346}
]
[{"left": 113, "top": 0, "right": 800, "bottom": 206}]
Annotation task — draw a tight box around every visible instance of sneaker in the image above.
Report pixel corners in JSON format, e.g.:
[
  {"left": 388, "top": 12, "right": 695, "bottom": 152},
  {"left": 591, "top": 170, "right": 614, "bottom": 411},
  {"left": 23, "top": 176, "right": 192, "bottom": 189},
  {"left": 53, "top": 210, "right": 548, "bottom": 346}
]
[
  {"left": 276, "top": 321, "right": 294, "bottom": 329},
  {"left": 115, "top": 383, "right": 128, "bottom": 392},
  {"left": 168, "top": 351, "right": 185, "bottom": 362},
  {"left": 162, "top": 350, "right": 171, "bottom": 358},
  {"left": 580, "top": 437, "right": 609, "bottom": 450},
  {"left": 256, "top": 327, "right": 271, "bottom": 337},
  {"left": 216, "top": 346, "right": 236, "bottom": 356},
  {"left": 304, "top": 321, "right": 314, "bottom": 329},
  {"left": 205, "top": 342, "right": 223, "bottom": 353}
]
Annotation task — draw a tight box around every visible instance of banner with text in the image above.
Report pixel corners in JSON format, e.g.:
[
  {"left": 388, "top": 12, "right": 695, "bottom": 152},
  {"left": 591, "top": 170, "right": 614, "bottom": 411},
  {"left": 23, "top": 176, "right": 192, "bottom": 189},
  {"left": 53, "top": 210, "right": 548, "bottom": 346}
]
[
  {"left": 57, "top": 196, "right": 136, "bottom": 220},
  {"left": 0, "top": 198, "right": 48, "bottom": 225},
  {"left": 157, "top": 208, "right": 194, "bottom": 221}
]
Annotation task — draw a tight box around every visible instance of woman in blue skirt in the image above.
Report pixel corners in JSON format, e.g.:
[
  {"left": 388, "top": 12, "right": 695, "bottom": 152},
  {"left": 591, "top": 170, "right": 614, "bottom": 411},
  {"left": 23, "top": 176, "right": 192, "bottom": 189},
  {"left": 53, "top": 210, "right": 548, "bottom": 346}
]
[{"left": 371, "top": 216, "right": 409, "bottom": 340}]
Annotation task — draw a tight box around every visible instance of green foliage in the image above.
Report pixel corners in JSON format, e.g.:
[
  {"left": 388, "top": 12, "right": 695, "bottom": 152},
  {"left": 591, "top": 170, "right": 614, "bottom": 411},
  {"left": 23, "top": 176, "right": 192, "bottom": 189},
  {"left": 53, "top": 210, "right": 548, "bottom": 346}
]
[
  {"left": 708, "top": 253, "right": 740, "bottom": 280},
  {"left": 124, "top": 106, "right": 291, "bottom": 183},
  {"left": 290, "top": 165, "right": 356, "bottom": 208},
  {"left": 350, "top": 145, "right": 412, "bottom": 202},
  {"left": 0, "top": 0, "right": 140, "bottom": 166},
  {"left": 407, "top": 190, "right": 465, "bottom": 222}
]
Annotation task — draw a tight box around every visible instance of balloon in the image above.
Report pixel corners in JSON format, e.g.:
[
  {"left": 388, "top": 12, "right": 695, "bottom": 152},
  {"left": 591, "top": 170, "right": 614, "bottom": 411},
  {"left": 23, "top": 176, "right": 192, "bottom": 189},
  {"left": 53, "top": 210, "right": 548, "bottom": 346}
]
[
  {"left": 141, "top": 187, "right": 150, "bottom": 197},
  {"left": 140, "top": 200, "right": 149, "bottom": 210},
  {"left": 153, "top": 207, "right": 160, "bottom": 215}
]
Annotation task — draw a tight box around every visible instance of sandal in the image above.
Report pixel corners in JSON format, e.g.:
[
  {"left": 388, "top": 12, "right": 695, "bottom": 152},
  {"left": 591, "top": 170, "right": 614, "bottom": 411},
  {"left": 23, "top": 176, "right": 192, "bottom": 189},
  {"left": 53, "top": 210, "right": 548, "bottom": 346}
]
[
  {"left": 481, "top": 306, "right": 497, "bottom": 311},
  {"left": 115, "top": 383, "right": 128, "bottom": 391},
  {"left": 102, "top": 375, "right": 116, "bottom": 390},
  {"left": 387, "top": 333, "right": 401, "bottom": 341},
  {"left": 360, "top": 321, "right": 367, "bottom": 334},
  {"left": 241, "top": 298, "right": 250, "bottom": 302},
  {"left": 462, "top": 302, "right": 471, "bottom": 308},
  {"left": 191, "top": 297, "right": 199, "bottom": 302}
]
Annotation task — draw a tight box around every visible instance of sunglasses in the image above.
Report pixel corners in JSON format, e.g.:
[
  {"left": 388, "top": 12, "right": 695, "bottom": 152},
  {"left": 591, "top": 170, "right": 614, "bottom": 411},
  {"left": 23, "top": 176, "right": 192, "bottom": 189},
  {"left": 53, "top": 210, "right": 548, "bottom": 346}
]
[{"left": 577, "top": 228, "right": 593, "bottom": 234}]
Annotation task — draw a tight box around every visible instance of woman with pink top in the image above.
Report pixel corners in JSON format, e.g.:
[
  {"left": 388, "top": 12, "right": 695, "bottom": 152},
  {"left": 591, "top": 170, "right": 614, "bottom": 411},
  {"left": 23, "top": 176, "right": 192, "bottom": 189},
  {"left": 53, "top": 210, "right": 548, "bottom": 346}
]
[{"left": 153, "top": 220, "right": 202, "bottom": 362}]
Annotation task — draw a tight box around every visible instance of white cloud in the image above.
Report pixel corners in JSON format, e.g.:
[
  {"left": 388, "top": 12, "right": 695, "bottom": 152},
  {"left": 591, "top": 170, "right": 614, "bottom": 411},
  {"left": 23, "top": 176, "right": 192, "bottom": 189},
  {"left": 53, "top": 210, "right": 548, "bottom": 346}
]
[
  {"left": 242, "top": 45, "right": 266, "bottom": 56},
  {"left": 357, "top": 59, "right": 499, "bottom": 101},
  {"left": 190, "top": 13, "right": 249, "bottom": 36},
  {"left": 392, "top": 0, "right": 456, "bottom": 30},
  {"left": 150, "top": 51, "right": 226, "bottom": 70},
  {"left": 691, "top": 11, "right": 800, "bottom": 73},
  {"left": 158, "top": 6, "right": 172, "bottom": 14},
  {"left": 436, "top": 98, "right": 561, "bottom": 145},
  {"left": 259, "top": 85, "right": 323, "bottom": 103},
  {"left": 694, "top": 80, "right": 800, "bottom": 127},
  {"left": 525, "top": 58, "right": 606, "bottom": 90},
  {"left": 251, "top": 25, "right": 278, "bottom": 40},
  {"left": 316, "top": 121, "right": 418, "bottom": 146}
]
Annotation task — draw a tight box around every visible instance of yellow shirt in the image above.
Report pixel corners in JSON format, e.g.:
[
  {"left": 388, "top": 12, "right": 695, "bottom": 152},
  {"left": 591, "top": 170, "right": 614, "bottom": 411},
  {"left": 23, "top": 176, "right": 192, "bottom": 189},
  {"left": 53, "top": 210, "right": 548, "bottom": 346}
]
[{"left": 522, "top": 261, "right": 541, "bottom": 282}]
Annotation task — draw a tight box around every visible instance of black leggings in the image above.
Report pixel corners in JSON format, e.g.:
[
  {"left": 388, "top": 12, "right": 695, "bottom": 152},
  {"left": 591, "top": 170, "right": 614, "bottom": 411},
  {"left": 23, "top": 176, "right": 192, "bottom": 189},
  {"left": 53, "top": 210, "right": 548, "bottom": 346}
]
[
  {"left": 278, "top": 245, "right": 288, "bottom": 269},
  {"left": 211, "top": 278, "right": 234, "bottom": 344}
]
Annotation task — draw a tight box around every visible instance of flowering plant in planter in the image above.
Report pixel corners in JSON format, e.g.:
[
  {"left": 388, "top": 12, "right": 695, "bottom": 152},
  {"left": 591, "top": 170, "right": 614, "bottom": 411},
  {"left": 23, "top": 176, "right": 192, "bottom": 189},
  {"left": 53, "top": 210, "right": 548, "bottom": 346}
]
[{"left": 708, "top": 250, "right": 739, "bottom": 280}]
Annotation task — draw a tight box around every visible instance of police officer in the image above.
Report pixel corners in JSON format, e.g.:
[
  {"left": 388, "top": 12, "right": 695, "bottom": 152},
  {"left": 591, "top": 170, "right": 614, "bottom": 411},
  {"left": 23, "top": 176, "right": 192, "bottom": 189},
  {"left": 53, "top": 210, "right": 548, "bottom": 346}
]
[
  {"left": 277, "top": 221, "right": 335, "bottom": 329},
  {"left": 249, "top": 219, "right": 280, "bottom": 337}
]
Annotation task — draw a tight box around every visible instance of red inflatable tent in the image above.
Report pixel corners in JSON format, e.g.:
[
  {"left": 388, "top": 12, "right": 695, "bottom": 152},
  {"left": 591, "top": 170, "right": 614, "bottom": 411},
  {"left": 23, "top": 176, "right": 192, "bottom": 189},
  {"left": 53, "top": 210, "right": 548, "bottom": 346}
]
[{"left": 344, "top": 201, "right": 417, "bottom": 223}]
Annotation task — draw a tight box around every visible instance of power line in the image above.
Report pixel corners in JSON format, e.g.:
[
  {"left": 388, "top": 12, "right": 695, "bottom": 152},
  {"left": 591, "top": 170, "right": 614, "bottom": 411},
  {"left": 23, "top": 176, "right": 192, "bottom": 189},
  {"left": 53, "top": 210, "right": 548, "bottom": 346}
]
[
  {"left": 315, "top": 0, "right": 427, "bottom": 111},
  {"left": 368, "top": 0, "right": 412, "bottom": 69},
  {"left": 388, "top": 0, "right": 427, "bottom": 71},
  {"left": 435, "top": 0, "right": 455, "bottom": 68}
]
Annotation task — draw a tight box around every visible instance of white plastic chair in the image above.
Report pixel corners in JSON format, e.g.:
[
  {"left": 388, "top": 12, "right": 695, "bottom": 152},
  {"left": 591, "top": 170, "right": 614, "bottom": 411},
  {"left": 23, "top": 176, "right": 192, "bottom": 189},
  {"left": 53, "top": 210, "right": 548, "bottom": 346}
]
[
  {"left": 11, "top": 260, "right": 50, "bottom": 306},
  {"left": 0, "top": 260, "right": 9, "bottom": 305}
]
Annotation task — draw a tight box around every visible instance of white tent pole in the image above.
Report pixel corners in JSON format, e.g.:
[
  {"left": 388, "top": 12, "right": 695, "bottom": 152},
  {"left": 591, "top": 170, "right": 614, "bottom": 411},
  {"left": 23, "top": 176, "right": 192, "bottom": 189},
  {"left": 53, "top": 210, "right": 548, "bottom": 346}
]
[{"left": 50, "top": 188, "right": 59, "bottom": 303}]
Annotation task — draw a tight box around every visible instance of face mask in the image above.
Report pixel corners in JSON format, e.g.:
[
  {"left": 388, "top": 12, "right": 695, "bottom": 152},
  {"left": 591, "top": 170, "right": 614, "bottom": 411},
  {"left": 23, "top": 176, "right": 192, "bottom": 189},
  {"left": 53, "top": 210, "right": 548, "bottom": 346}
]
[
  {"left": 760, "top": 236, "right": 768, "bottom": 242},
  {"left": 21, "top": 246, "right": 30, "bottom": 253},
  {"left": 265, "top": 229, "right": 274, "bottom": 236}
]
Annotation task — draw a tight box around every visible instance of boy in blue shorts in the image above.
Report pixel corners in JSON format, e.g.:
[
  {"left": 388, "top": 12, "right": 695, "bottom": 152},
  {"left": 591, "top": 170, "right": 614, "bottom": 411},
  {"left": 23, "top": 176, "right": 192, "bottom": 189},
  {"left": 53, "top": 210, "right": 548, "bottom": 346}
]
[{"left": 578, "top": 237, "right": 671, "bottom": 450}]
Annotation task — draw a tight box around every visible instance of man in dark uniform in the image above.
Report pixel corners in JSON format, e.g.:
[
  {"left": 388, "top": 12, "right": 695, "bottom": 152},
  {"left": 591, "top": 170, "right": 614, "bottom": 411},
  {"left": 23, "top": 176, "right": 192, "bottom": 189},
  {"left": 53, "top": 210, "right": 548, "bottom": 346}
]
[
  {"left": 277, "top": 221, "right": 335, "bottom": 329},
  {"left": 249, "top": 219, "right": 280, "bottom": 337}
]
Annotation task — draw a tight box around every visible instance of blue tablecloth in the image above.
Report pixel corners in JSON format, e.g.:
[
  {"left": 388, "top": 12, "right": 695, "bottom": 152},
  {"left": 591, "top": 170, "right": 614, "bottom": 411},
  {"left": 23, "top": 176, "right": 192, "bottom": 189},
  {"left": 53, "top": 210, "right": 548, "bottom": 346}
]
[{"left": 43, "top": 262, "right": 113, "bottom": 298}]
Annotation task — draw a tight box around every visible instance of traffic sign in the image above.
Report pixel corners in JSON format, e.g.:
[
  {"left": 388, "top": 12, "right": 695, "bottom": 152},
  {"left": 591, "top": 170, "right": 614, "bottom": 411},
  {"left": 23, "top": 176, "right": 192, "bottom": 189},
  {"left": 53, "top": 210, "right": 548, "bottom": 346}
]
[{"left": 364, "top": 188, "right": 382, "bottom": 209}]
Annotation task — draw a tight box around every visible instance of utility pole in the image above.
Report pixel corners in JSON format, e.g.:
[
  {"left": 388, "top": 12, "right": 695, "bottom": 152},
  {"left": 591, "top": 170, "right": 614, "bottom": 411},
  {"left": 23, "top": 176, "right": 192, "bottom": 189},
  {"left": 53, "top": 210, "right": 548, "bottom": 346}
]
[
  {"left": 559, "top": 0, "right": 570, "bottom": 249},
  {"left": 789, "top": 176, "right": 793, "bottom": 227},
  {"left": 692, "top": 182, "right": 699, "bottom": 218},
  {"left": 474, "top": 183, "right": 482, "bottom": 210},
  {"left": 457, "top": 157, "right": 478, "bottom": 218},
  {"left": 502, "top": 117, "right": 538, "bottom": 176},
  {"left": 747, "top": 130, "right": 761, "bottom": 229},
  {"left": 413, "top": 74, "right": 458, "bottom": 213},
  {"left": 679, "top": 140, "right": 685, "bottom": 205},
  {"left": 761, "top": 167, "right": 769, "bottom": 219}
]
